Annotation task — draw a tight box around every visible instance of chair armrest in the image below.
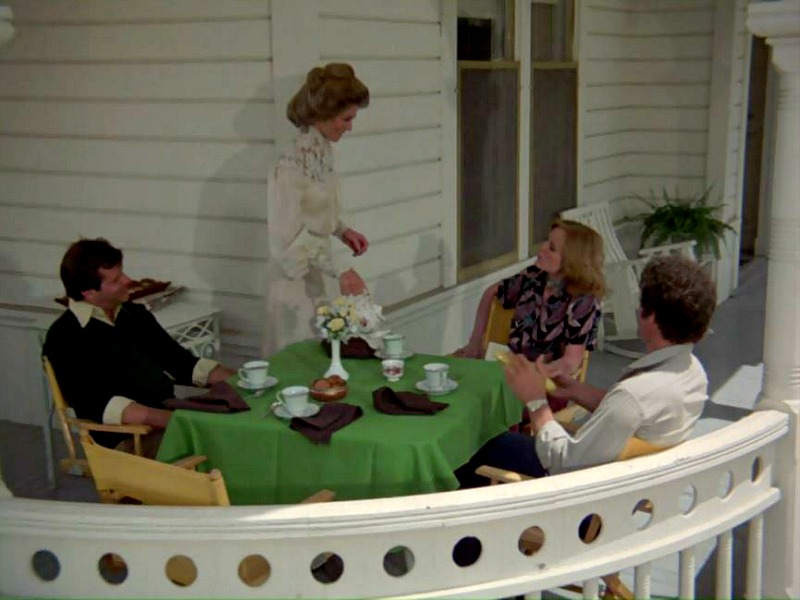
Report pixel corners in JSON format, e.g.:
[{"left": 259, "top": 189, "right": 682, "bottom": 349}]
[
  {"left": 68, "top": 418, "right": 151, "bottom": 436},
  {"left": 475, "top": 465, "right": 532, "bottom": 484},
  {"left": 638, "top": 240, "right": 696, "bottom": 259},
  {"left": 171, "top": 455, "right": 208, "bottom": 470},
  {"left": 300, "top": 489, "right": 337, "bottom": 504}
]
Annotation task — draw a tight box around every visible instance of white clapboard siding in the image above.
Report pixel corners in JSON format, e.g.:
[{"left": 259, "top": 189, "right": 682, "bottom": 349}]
[
  {"left": 583, "top": 84, "right": 710, "bottom": 110},
  {"left": 334, "top": 227, "right": 440, "bottom": 280},
  {"left": 368, "top": 259, "right": 442, "bottom": 308},
  {"left": 2, "top": 20, "right": 271, "bottom": 62},
  {"left": 0, "top": 207, "right": 268, "bottom": 260},
  {"left": 10, "top": 0, "right": 271, "bottom": 22},
  {"left": 584, "top": 131, "right": 708, "bottom": 160},
  {"left": 583, "top": 107, "right": 709, "bottom": 137},
  {"left": 582, "top": 35, "right": 712, "bottom": 61},
  {"left": 0, "top": 63, "right": 273, "bottom": 100},
  {"left": 0, "top": 138, "right": 272, "bottom": 181},
  {"left": 583, "top": 175, "right": 707, "bottom": 205},
  {"left": 335, "top": 129, "right": 441, "bottom": 175},
  {"left": 0, "top": 101, "right": 274, "bottom": 141},
  {"left": 318, "top": 0, "right": 439, "bottom": 22},
  {"left": 320, "top": 19, "right": 440, "bottom": 59},
  {"left": 344, "top": 194, "right": 442, "bottom": 244},
  {"left": 355, "top": 94, "right": 442, "bottom": 135},
  {"left": 345, "top": 59, "right": 442, "bottom": 96},
  {"left": 579, "top": 0, "right": 714, "bottom": 207},
  {"left": 0, "top": 172, "right": 268, "bottom": 220},
  {"left": 340, "top": 162, "right": 441, "bottom": 213},
  {"left": 583, "top": 154, "right": 706, "bottom": 185}
]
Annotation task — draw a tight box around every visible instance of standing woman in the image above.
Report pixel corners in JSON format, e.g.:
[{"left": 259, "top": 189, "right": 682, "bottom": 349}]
[{"left": 262, "top": 63, "right": 370, "bottom": 356}]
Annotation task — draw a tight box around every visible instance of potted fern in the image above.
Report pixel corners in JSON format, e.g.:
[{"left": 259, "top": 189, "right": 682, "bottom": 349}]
[{"left": 628, "top": 187, "right": 735, "bottom": 259}]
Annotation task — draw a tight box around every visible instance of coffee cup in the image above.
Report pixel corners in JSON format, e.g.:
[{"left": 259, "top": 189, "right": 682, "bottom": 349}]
[
  {"left": 383, "top": 333, "right": 405, "bottom": 357},
  {"left": 381, "top": 359, "right": 404, "bottom": 382},
  {"left": 238, "top": 360, "right": 269, "bottom": 387},
  {"left": 276, "top": 385, "right": 310, "bottom": 416},
  {"left": 423, "top": 363, "right": 449, "bottom": 391}
]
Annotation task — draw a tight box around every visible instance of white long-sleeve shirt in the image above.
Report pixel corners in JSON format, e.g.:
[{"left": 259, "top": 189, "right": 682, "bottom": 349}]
[{"left": 535, "top": 344, "right": 708, "bottom": 474}]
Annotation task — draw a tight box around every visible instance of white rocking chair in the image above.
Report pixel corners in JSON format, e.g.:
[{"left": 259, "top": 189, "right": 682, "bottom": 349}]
[{"left": 561, "top": 202, "right": 696, "bottom": 358}]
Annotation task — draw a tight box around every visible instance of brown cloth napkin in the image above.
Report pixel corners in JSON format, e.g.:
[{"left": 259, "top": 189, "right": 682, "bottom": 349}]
[
  {"left": 289, "top": 402, "right": 363, "bottom": 444},
  {"left": 163, "top": 381, "right": 250, "bottom": 414},
  {"left": 322, "top": 337, "right": 376, "bottom": 359},
  {"left": 372, "top": 386, "right": 449, "bottom": 416}
]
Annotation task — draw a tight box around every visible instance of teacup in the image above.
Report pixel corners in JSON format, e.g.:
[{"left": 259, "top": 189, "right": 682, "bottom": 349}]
[
  {"left": 423, "top": 363, "right": 449, "bottom": 391},
  {"left": 381, "top": 359, "right": 404, "bottom": 382},
  {"left": 238, "top": 360, "right": 270, "bottom": 388},
  {"left": 276, "top": 385, "right": 310, "bottom": 416},
  {"left": 383, "top": 333, "right": 405, "bottom": 357}
]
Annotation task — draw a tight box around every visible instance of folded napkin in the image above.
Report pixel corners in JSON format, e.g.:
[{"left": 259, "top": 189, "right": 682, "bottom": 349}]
[
  {"left": 322, "top": 337, "right": 376, "bottom": 359},
  {"left": 289, "top": 402, "right": 363, "bottom": 444},
  {"left": 372, "top": 386, "right": 449, "bottom": 416},
  {"left": 163, "top": 381, "right": 250, "bottom": 414}
]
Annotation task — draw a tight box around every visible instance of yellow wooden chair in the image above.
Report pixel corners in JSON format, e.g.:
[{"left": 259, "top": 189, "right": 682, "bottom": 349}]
[
  {"left": 476, "top": 436, "right": 670, "bottom": 600},
  {"left": 43, "top": 356, "right": 151, "bottom": 476}
]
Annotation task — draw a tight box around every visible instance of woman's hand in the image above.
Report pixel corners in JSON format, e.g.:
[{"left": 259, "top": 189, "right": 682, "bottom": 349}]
[
  {"left": 341, "top": 228, "right": 369, "bottom": 256},
  {"left": 505, "top": 353, "right": 547, "bottom": 405},
  {"left": 339, "top": 268, "right": 367, "bottom": 296}
]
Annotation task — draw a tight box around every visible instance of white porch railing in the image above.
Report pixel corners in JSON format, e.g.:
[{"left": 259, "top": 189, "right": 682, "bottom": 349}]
[{"left": 0, "top": 409, "right": 791, "bottom": 599}]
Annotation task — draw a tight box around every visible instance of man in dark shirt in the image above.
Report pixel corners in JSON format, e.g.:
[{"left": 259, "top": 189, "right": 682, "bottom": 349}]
[{"left": 43, "top": 238, "right": 235, "bottom": 447}]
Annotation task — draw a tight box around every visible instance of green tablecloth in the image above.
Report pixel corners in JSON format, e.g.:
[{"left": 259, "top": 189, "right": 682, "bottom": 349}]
[{"left": 157, "top": 341, "right": 521, "bottom": 504}]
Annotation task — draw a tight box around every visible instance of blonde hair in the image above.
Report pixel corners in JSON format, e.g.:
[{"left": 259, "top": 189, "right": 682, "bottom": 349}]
[
  {"left": 287, "top": 63, "right": 369, "bottom": 127},
  {"left": 553, "top": 219, "right": 605, "bottom": 299}
]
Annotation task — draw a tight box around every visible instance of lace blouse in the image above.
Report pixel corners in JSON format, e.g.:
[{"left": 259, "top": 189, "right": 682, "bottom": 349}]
[
  {"left": 268, "top": 127, "right": 349, "bottom": 279},
  {"left": 497, "top": 265, "right": 601, "bottom": 361}
]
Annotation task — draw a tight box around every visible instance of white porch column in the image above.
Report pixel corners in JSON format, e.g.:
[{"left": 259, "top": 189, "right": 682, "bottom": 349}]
[{"left": 748, "top": 2, "right": 800, "bottom": 598}]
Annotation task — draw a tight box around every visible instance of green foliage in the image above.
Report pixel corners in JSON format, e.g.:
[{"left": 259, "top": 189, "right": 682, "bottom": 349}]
[{"left": 629, "top": 187, "right": 736, "bottom": 259}]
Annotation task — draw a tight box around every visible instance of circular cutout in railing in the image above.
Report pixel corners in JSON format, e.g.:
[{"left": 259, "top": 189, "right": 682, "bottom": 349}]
[
  {"left": 579, "top": 514, "right": 602, "bottom": 543},
  {"left": 165, "top": 555, "right": 197, "bottom": 587},
  {"left": 31, "top": 549, "right": 60, "bottom": 582},
  {"left": 751, "top": 456, "right": 763, "bottom": 482},
  {"left": 98, "top": 552, "right": 128, "bottom": 585},
  {"left": 383, "top": 546, "right": 414, "bottom": 577},
  {"left": 238, "top": 554, "right": 271, "bottom": 587},
  {"left": 718, "top": 471, "right": 734, "bottom": 498},
  {"left": 631, "top": 499, "right": 654, "bottom": 530},
  {"left": 678, "top": 484, "right": 697, "bottom": 515},
  {"left": 518, "top": 526, "right": 544, "bottom": 556},
  {"left": 311, "top": 552, "right": 343, "bottom": 584},
  {"left": 452, "top": 536, "right": 482, "bottom": 567}
]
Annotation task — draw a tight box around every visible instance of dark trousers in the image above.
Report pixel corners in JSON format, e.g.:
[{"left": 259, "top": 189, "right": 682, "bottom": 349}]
[{"left": 455, "top": 432, "right": 548, "bottom": 488}]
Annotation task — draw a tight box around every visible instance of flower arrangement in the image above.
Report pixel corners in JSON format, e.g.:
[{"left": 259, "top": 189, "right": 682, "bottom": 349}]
[{"left": 315, "top": 294, "right": 384, "bottom": 342}]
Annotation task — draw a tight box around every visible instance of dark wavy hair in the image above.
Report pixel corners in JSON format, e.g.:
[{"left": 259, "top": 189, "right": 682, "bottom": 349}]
[
  {"left": 639, "top": 255, "right": 717, "bottom": 343},
  {"left": 554, "top": 219, "right": 605, "bottom": 299},
  {"left": 287, "top": 63, "right": 369, "bottom": 127},
  {"left": 60, "top": 238, "right": 123, "bottom": 301}
]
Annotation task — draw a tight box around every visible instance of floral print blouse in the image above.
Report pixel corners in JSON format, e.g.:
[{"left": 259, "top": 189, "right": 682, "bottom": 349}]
[{"left": 497, "top": 265, "right": 602, "bottom": 361}]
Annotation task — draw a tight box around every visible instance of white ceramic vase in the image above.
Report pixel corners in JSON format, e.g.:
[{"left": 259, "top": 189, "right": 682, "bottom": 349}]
[{"left": 324, "top": 338, "right": 350, "bottom": 381}]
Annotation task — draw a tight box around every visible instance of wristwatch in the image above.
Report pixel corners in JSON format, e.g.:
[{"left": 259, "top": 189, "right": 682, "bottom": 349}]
[{"left": 526, "top": 398, "right": 547, "bottom": 412}]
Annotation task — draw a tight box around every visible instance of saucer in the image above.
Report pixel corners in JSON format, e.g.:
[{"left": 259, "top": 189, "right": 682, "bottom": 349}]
[
  {"left": 272, "top": 403, "right": 320, "bottom": 420},
  {"left": 237, "top": 376, "right": 278, "bottom": 391},
  {"left": 375, "top": 350, "right": 414, "bottom": 360},
  {"left": 415, "top": 379, "right": 458, "bottom": 396}
]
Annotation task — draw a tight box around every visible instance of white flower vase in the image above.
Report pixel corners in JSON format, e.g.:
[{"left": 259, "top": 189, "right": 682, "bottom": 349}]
[{"left": 324, "top": 338, "right": 350, "bottom": 381}]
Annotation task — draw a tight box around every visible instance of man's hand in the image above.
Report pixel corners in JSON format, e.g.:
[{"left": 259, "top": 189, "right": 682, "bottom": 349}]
[
  {"left": 341, "top": 228, "right": 369, "bottom": 256},
  {"left": 339, "top": 268, "right": 367, "bottom": 296},
  {"left": 504, "top": 353, "right": 547, "bottom": 406},
  {"left": 207, "top": 364, "right": 236, "bottom": 385}
]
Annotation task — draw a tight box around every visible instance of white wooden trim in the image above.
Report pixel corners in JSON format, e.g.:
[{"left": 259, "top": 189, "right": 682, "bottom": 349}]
[{"left": 440, "top": 0, "right": 458, "bottom": 287}]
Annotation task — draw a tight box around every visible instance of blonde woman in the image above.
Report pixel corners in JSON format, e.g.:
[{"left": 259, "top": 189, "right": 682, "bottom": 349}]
[
  {"left": 455, "top": 219, "right": 605, "bottom": 378},
  {"left": 262, "top": 63, "right": 371, "bottom": 356}
]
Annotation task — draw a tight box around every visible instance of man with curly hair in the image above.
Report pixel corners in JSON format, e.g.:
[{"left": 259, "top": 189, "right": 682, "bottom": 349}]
[{"left": 458, "top": 255, "right": 717, "bottom": 483}]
